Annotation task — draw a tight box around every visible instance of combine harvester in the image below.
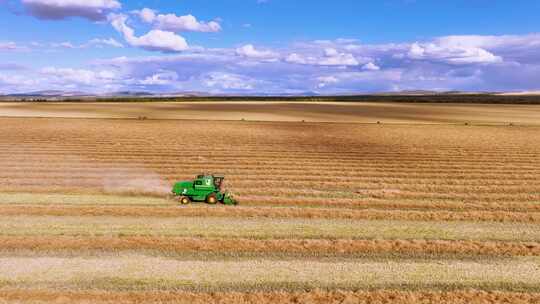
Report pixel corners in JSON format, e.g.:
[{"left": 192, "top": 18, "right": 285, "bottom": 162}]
[{"left": 171, "top": 174, "right": 238, "bottom": 205}]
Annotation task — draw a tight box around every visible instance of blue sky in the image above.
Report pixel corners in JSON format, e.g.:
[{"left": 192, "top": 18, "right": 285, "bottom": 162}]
[{"left": 1, "top": 0, "right": 540, "bottom": 94}]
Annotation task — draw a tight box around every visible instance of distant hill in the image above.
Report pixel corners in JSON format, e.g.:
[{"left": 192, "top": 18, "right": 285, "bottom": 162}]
[
  {"left": 1, "top": 90, "right": 540, "bottom": 104},
  {"left": 374, "top": 90, "right": 495, "bottom": 96},
  {"left": 5, "top": 90, "right": 90, "bottom": 97},
  {"left": 0, "top": 89, "right": 518, "bottom": 99},
  {"left": 498, "top": 91, "right": 540, "bottom": 96},
  {"left": 103, "top": 91, "right": 155, "bottom": 97}
]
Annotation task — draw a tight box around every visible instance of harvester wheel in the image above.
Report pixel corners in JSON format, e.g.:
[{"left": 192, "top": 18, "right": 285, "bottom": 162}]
[
  {"left": 179, "top": 196, "right": 191, "bottom": 205},
  {"left": 206, "top": 194, "right": 218, "bottom": 204}
]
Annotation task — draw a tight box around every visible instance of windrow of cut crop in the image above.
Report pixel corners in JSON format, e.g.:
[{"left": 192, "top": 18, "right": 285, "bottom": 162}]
[
  {"left": 1, "top": 289, "right": 540, "bottom": 304},
  {"left": 1, "top": 236, "right": 539, "bottom": 257},
  {"left": 0, "top": 205, "right": 539, "bottom": 223},
  {"left": 2, "top": 189, "right": 540, "bottom": 212}
]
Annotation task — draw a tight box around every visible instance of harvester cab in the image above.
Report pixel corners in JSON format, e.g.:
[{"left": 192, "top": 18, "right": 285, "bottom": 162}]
[
  {"left": 172, "top": 174, "right": 238, "bottom": 205},
  {"left": 197, "top": 174, "right": 223, "bottom": 190}
]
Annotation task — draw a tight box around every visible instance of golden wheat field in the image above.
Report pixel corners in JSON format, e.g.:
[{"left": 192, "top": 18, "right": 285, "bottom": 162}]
[{"left": 1, "top": 102, "right": 540, "bottom": 303}]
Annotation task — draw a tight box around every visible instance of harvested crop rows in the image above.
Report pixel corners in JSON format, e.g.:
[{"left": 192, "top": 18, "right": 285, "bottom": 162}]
[{"left": 1, "top": 111, "right": 540, "bottom": 303}]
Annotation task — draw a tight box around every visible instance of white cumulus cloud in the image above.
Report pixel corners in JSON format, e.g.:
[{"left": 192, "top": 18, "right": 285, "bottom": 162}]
[
  {"left": 137, "top": 7, "right": 157, "bottom": 23},
  {"left": 48, "top": 38, "right": 123, "bottom": 49},
  {"left": 285, "top": 53, "right": 309, "bottom": 65},
  {"left": 407, "top": 41, "right": 502, "bottom": 64},
  {"left": 41, "top": 67, "right": 117, "bottom": 85},
  {"left": 85, "top": 38, "right": 124, "bottom": 48},
  {"left": 21, "top": 0, "right": 121, "bottom": 20},
  {"left": 286, "top": 48, "right": 360, "bottom": 66},
  {"left": 139, "top": 70, "right": 179, "bottom": 85},
  {"left": 0, "top": 74, "right": 37, "bottom": 86},
  {"left": 136, "top": 8, "right": 221, "bottom": 33},
  {"left": 0, "top": 42, "right": 19, "bottom": 51},
  {"left": 236, "top": 44, "right": 278, "bottom": 59},
  {"left": 109, "top": 14, "right": 188, "bottom": 53},
  {"left": 51, "top": 41, "right": 76, "bottom": 49},
  {"left": 362, "top": 62, "right": 380, "bottom": 71},
  {"left": 316, "top": 75, "right": 339, "bottom": 88},
  {"left": 319, "top": 52, "right": 359, "bottom": 66},
  {"left": 204, "top": 72, "right": 255, "bottom": 90},
  {"left": 436, "top": 34, "right": 540, "bottom": 49}
]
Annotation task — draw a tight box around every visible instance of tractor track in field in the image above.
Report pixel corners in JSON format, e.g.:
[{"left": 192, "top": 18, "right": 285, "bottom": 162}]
[
  {"left": 0, "top": 205, "right": 539, "bottom": 223},
  {"left": 234, "top": 197, "right": 540, "bottom": 212},
  {"left": 1, "top": 289, "right": 540, "bottom": 304},
  {"left": 3, "top": 173, "right": 540, "bottom": 195},
  {"left": 1, "top": 153, "right": 538, "bottom": 163},
  {"left": 1, "top": 169, "right": 539, "bottom": 186},
  {"left": 3, "top": 159, "right": 531, "bottom": 169},
  {"left": 1, "top": 236, "right": 539, "bottom": 257},
  {"left": 2, "top": 191, "right": 540, "bottom": 212},
  {"left": 2, "top": 183, "right": 539, "bottom": 204}
]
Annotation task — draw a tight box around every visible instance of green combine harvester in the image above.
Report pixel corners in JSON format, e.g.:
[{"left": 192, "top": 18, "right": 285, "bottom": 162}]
[{"left": 171, "top": 174, "right": 238, "bottom": 205}]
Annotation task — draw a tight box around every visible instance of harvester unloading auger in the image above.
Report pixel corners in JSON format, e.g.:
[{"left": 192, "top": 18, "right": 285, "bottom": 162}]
[{"left": 171, "top": 174, "right": 238, "bottom": 205}]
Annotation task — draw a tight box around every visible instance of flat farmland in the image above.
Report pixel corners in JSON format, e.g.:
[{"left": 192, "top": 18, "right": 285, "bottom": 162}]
[
  {"left": 2, "top": 101, "right": 540, "bottom": 124},
  {"left": 1, "top": 102, "right": 540, "bottom": 303}
]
